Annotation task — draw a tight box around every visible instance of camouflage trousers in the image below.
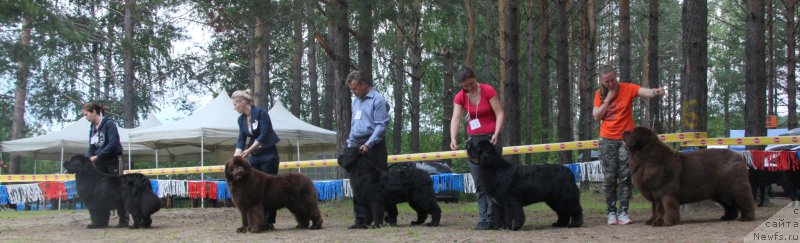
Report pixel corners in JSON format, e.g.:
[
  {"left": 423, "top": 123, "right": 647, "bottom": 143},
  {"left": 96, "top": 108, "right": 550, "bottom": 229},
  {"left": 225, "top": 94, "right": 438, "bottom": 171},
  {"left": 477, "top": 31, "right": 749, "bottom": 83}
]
[{"left": 599, "top": 138, "right": 632, "bottom": 213}]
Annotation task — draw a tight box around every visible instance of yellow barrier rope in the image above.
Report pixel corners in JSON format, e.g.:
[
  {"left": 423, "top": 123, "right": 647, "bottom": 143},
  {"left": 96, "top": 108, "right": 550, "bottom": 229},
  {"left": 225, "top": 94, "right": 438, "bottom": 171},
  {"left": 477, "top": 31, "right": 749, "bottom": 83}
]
[
  {"left": 19, "top": 132, "right": 800, "bottom": 181},
  {"left": 681, "top": 136, "right": 800, "bottom": 147}
]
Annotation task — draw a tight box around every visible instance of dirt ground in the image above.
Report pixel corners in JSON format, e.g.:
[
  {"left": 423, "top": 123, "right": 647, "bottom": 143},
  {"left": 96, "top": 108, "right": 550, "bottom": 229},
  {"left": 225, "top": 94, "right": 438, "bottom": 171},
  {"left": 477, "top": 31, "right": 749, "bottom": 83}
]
[{"left": 0, "top": 195, "right": 791, "bottom": 242}]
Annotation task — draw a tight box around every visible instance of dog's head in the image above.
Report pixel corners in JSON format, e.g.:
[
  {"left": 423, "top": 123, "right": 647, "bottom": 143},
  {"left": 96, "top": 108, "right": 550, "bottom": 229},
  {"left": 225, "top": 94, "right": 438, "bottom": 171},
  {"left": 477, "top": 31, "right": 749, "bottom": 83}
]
[
  {"left": 466, "top": 139, "right": 505, "bottom": 167},
  {"left": 121, "top": 173, "right": 152, "bottom": 191},
  {"left": 225, "top": 156, "right": 251, "bottom": 181},
  {"left": 337, "top": 147, "right": 362, "bottom": 172},
  {"left": 622, "top": 126, "right": 659, "bottom": 150},
  {"left": 64, "top": 155, "right": 93, "bottom": 174}
]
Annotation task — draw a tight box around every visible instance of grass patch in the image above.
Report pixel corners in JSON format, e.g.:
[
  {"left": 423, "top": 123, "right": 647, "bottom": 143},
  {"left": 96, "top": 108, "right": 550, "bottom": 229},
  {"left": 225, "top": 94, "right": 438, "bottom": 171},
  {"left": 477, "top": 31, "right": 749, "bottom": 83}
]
[{"left": 0, "top": 209, "right": 72, "bottom": 220}]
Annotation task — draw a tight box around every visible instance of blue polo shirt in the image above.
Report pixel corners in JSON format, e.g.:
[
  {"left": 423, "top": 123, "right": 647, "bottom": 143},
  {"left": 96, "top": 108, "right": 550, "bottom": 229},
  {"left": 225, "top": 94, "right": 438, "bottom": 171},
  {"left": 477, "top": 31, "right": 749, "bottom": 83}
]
[{"left": 347, "top": 89, "right": 390, "bottom": 148}]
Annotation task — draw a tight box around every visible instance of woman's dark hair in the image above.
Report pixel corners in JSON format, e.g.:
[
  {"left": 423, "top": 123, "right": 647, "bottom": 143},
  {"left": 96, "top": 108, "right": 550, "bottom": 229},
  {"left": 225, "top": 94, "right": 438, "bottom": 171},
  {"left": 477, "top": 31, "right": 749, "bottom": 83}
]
[
  {"left": 455, "top": 67, "right": 476, "bottom": 83},
  {"left": 82, "top": 102, "right": 107, "bottom": 116},
  {"left": 598, "top": 65, "right": 616, "bottom": 100}
]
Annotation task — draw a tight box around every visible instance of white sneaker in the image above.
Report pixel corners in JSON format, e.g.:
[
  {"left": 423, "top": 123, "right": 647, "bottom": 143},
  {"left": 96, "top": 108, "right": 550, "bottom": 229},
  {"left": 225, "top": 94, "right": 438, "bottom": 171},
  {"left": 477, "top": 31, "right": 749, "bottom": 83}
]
[
  {"left": 617, "top": 211, "right": 632, "bottom": 225},
  {"left": 607, "top": 212, "right": 618, "bottom": 225}
]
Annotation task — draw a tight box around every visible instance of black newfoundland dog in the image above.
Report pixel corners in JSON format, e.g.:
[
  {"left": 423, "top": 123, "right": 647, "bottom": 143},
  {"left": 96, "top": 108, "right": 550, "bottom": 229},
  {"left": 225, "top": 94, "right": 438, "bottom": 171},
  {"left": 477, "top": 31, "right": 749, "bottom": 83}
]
[
  {"left": 338, "top": 148, "right": 441, "bottom": 228},
  {"left": 64, "top": 155, "right": 160, "bottom": 229},
  {"left": 466, "top": 139, "right": 583, "bottom": 230},
  {"left": 119, "top": 173, "right": 161, "bottom": 228}
]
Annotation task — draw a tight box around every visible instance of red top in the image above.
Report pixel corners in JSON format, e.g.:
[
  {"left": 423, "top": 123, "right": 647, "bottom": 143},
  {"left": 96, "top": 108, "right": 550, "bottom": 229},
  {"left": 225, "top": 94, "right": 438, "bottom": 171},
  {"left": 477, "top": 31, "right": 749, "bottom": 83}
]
[
  {"left": 454, "top": 83, "right": 498, "bottom": 135},
  {"left": 593, "top": 83, "right": 641, "bottom": 140}
]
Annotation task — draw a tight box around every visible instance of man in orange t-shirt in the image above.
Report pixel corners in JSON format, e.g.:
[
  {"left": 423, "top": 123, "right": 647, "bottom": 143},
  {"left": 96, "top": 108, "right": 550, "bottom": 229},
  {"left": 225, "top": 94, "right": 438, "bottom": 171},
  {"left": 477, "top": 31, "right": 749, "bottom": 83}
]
[{"left": 592, "top": 65, "right": 664, "bottom": 225}]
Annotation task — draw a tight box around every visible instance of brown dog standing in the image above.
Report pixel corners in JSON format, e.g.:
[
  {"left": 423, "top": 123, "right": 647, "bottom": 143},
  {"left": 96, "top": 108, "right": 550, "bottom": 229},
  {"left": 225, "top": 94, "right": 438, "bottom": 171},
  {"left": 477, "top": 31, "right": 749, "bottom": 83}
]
[
  {"left": 623, "top": 126, "right": 755, "bottom": 226},
  {"left": 225, "top": 156, "right": 323, "bottom": 233}
]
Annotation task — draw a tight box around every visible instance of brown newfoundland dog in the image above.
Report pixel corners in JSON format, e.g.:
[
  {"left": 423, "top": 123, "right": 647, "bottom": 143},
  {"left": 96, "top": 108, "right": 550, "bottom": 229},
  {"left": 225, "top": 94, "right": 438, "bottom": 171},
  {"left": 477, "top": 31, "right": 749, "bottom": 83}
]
[
  {"left": 224, "top": 156, "right": 323, "bottom": 233},
  {"left": 622, "top": 126, "right": 755, "bottom": 227}
]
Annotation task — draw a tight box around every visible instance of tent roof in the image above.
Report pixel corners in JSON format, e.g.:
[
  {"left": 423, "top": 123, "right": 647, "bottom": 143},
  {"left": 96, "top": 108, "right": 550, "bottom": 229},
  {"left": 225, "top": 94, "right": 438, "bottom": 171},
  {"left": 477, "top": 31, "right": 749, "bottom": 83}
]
[
  {"left": 128, "top": 92, "right": 336, "bottom": 149},
  {"left": 1, "top": 114, "right": 163, "bottom": 160}
]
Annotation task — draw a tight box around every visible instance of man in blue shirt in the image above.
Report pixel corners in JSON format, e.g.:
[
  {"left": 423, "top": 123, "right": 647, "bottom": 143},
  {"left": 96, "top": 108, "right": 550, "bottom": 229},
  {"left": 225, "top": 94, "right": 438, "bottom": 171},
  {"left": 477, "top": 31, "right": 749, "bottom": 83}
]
[{"left": 345, "top": 70, "right": 391, "bottom": 229}]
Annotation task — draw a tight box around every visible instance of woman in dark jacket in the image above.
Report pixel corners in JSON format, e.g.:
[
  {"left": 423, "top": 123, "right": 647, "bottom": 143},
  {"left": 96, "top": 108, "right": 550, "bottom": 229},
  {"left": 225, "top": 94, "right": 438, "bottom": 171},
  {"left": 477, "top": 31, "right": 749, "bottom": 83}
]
[
  {"left": 82, "top": 102, "right": 123, "bottom": 175},
  {"left": 231, "top": 89, "right": 281, "bottom": 230}
]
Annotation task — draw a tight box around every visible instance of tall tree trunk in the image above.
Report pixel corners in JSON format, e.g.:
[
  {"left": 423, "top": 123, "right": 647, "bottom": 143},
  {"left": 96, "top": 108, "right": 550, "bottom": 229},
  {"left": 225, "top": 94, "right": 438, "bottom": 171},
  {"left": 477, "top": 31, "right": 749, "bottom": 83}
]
[
  {"left": 323, "top": 20, "right": 335, "bottom": 130},
  {"left": 253, "top": 17, "right": 270, "bottom": 109},
  {"left": 482, "top": 1, "right": 498, "bottom": 85},
  {"left": 10, "top": 15, "right": 32, "bottom": 174},
  {"left": 680, "top": 1, "right": 708, "bottom": 137},
  {"left": 105, "top": 22, "right": 114, "bottom": 101},
  {"left": 745, "top": 0, "right": 766, "bottom": 150},
  {"left": 464, "top": 0, "right": 476, "bottom": 68},
  {"left": 556, "top": 0, "right": 572, "bottom": 164},
  {"left": 392, "top": 10, "right": 406, "bottom": 154},
  {"left": 332, "top": 0, "right": 351, "bottom": 153},
  {"left": 122, "top": 0, "right": 136, "bottom": 128},
  {"left": 356, "top": 1, "right": 373, "bottom": 84},
  {"left": 499, "top": 0, "right": 507, "bottom": 94},
  {"left": 787, "top": 0, "right": 798, "bottom": 129},
  {"left": 578, "top": 0, "right": 596, "bottom": 162},
  {"left": 501, "top": 0, "right": 521, "bottom": 163},
  {"left": 307, "top": 12, "right": 320, "bottom": 126},
  {"left": 442, "top": 47, "right": 455, "bottom": 157},
  {"left": 524, "top": 0, "right": 536, "bottom": 164},
  {"left": 767, "top": 0, "right": 775, "bottom": 116},
  {"left": 539, "top": 0, "right": 551, "bottom": 146},
  {"left": 618, "top": 0, "right": 631, "bottom": 82},
  {"left": 645, "top": 0, "right": 661, "bottom": 132},
  {"left": 91, "top": 1, "right": 102, "bottom": 100},
  {"left": 409, "top": 0, "right": 422, "bottom": 153},
  {"left": 291, "top": 9, "right": 303, "bottom": 117}
]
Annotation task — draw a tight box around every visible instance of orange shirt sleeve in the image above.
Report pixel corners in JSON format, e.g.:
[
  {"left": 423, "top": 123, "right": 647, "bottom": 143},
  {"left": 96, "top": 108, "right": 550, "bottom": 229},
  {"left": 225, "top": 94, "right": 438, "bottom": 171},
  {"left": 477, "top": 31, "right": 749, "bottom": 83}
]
[{"left": 593, "top": 90, "right": 602, "bottom": 107}]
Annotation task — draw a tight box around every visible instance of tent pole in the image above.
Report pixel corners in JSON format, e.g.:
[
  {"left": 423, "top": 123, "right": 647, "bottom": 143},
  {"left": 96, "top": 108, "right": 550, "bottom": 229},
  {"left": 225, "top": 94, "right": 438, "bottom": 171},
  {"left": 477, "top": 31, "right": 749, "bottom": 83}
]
[
  {"left": 60, "top": 145, "right": 64, "bottom": 173},
  {"left": 201, "top": 133, "right": 204, "bottom": 209},
  {"left": 155, "top": 143, "right": 159, "bottom": 180},
  {"left": 127, "top": 137, "right": 132, "bottom": 171},
  {"left": 296, "top": 140, "right": 300, "bottom": 173}
]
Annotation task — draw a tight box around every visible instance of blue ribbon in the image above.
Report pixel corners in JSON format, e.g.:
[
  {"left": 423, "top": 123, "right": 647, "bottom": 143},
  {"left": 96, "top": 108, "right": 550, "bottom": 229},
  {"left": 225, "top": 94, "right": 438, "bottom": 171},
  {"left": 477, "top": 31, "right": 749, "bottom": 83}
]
[
  {"left": 0, "top": 185, "right": 8, "bottom": 205},
  {"left": 431, "top": 173, "right": 465, "bottom": 193},
  {"left": 64, "top": 180, "right": 78, "bottom": 199},
  {"left": 215, "top": 181, "right": 230, "bottom": 200},
  {"left": 314, "top": 180, "right": 344, "bottom": 201}
]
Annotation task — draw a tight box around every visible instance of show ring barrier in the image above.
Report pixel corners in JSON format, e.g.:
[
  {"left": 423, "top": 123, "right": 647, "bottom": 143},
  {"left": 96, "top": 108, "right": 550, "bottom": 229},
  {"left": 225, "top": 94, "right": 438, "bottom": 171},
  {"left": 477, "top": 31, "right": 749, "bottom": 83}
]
[{"left": 5, "top": 132, "right": 799, "bottom": 182}]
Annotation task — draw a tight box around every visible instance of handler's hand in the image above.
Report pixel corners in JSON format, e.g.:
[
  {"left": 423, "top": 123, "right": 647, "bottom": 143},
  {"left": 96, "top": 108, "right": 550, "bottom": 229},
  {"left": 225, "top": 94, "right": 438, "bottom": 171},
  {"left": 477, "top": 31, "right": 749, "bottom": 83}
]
[{"left": 450, "top": 140, "right": 459, "bottom": 150}]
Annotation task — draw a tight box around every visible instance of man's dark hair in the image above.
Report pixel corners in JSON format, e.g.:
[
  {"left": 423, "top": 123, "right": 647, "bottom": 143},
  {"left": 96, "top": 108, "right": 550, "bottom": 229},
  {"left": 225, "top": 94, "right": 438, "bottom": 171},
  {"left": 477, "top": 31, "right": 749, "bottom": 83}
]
[
  {"left": 454, "top": 67, "right": 476, "bottom": 83},
  {"left": 599, "top": 65, "right": 616, "bottom": 75},
  {"left": 346, "top": 70, "right": 372, "bottom": 86}
]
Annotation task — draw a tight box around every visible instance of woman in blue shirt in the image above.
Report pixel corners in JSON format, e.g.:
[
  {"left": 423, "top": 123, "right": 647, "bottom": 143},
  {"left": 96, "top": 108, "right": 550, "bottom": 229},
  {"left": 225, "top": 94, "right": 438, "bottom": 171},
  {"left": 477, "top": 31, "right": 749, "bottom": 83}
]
[
  {"left": 231, "top": 89, "right": 281, "bottom": 230},
  {"left": 82, "top": 102, "right": 123, "bottom": 175}
]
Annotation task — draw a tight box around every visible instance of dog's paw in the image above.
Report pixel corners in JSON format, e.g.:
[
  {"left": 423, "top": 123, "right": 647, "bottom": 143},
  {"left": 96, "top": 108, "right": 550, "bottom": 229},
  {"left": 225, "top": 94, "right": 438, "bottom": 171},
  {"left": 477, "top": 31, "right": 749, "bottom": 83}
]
[
  {"left": 236, "top": 226, "right": 248, "bottom": 233},
  {"left": 424, "top": 222, "right": 439, "bottom": 227},
  {"left": 651, "top": 219, "right": 664, "bottom": 227}
]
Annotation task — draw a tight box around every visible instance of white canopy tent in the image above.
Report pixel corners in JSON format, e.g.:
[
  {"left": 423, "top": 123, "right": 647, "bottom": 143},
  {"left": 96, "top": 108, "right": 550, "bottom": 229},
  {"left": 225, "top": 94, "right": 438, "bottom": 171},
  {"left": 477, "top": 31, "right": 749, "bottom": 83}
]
[
  {"left": 128, "top": 92, "right": 337, "bottom": 178},
  {"left": 0, "top": 114, "right": 204, "bottom": 172}
]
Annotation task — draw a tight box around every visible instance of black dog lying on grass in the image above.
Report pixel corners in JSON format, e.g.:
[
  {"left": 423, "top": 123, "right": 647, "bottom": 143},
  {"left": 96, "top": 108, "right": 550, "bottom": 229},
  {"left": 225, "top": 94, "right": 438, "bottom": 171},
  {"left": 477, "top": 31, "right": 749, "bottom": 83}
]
[
  {"left": 64, "top": 155, "right": 159, "bottom": 229},
  {"left": 338, "top": 148, "right": 441, "bottom": 228},
  {"left": 466, "top": 139, "right": 583, "bottom": 230}
]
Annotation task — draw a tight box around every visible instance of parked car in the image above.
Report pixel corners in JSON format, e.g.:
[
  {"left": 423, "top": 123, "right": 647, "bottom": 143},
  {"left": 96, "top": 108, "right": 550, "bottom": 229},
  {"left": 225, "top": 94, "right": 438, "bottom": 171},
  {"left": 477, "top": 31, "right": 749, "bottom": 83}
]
[{"left": 389, "top": 161, "right": 460, "bottom": 203}]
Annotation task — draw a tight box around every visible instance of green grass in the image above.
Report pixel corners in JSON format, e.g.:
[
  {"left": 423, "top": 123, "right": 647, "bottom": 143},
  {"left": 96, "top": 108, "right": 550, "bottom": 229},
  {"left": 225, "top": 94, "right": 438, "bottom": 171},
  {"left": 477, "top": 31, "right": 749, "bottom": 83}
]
[{"left": 0, "top": 209, "right": 73, "bottom": 220}]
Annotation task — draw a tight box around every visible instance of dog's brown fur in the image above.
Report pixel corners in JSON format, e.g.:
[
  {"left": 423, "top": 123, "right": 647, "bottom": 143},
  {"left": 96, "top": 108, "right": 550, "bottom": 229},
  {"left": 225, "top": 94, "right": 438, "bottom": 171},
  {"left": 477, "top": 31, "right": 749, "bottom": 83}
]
[
  {"left": 623, "top": 126, "right": 755, "bottom": 227},
  {"left": 224, "top": 156, "right": 322, "bottom": 233}
]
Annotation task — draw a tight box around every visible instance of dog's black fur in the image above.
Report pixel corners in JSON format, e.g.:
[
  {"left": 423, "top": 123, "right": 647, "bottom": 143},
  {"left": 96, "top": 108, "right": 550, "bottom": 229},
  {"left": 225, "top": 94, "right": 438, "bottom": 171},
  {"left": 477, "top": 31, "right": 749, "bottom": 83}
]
[
  {"left": 119, "top": 173, "right": 161, "bottom": 228},
  {"left": 466, "top": 139, "right": 583, "bottom": 230},
  {"left": 338, "top": 148, "right": 441, "bottom": 228},
  {"left": 748, "top": 167, "right": 799, "bottom": 206},
  {"left": 64, "top": 155, "right": 128, "bottom": 228}
]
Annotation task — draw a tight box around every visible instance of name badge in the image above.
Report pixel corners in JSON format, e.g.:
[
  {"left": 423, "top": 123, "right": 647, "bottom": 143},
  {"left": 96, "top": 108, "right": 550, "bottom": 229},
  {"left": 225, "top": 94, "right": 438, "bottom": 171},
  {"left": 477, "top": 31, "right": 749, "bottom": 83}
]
[
  {"left": 251, "top": 120, "right": 259, "bottom": 130},
  {"left": 90, "top": 135, "right": 99, "bottom": 145},
  {"left": 469, "top": 119, "right": 481, "bottom": 130},
  {"left": 355, "top": 111, "right": 363, "bottom": 120}
]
